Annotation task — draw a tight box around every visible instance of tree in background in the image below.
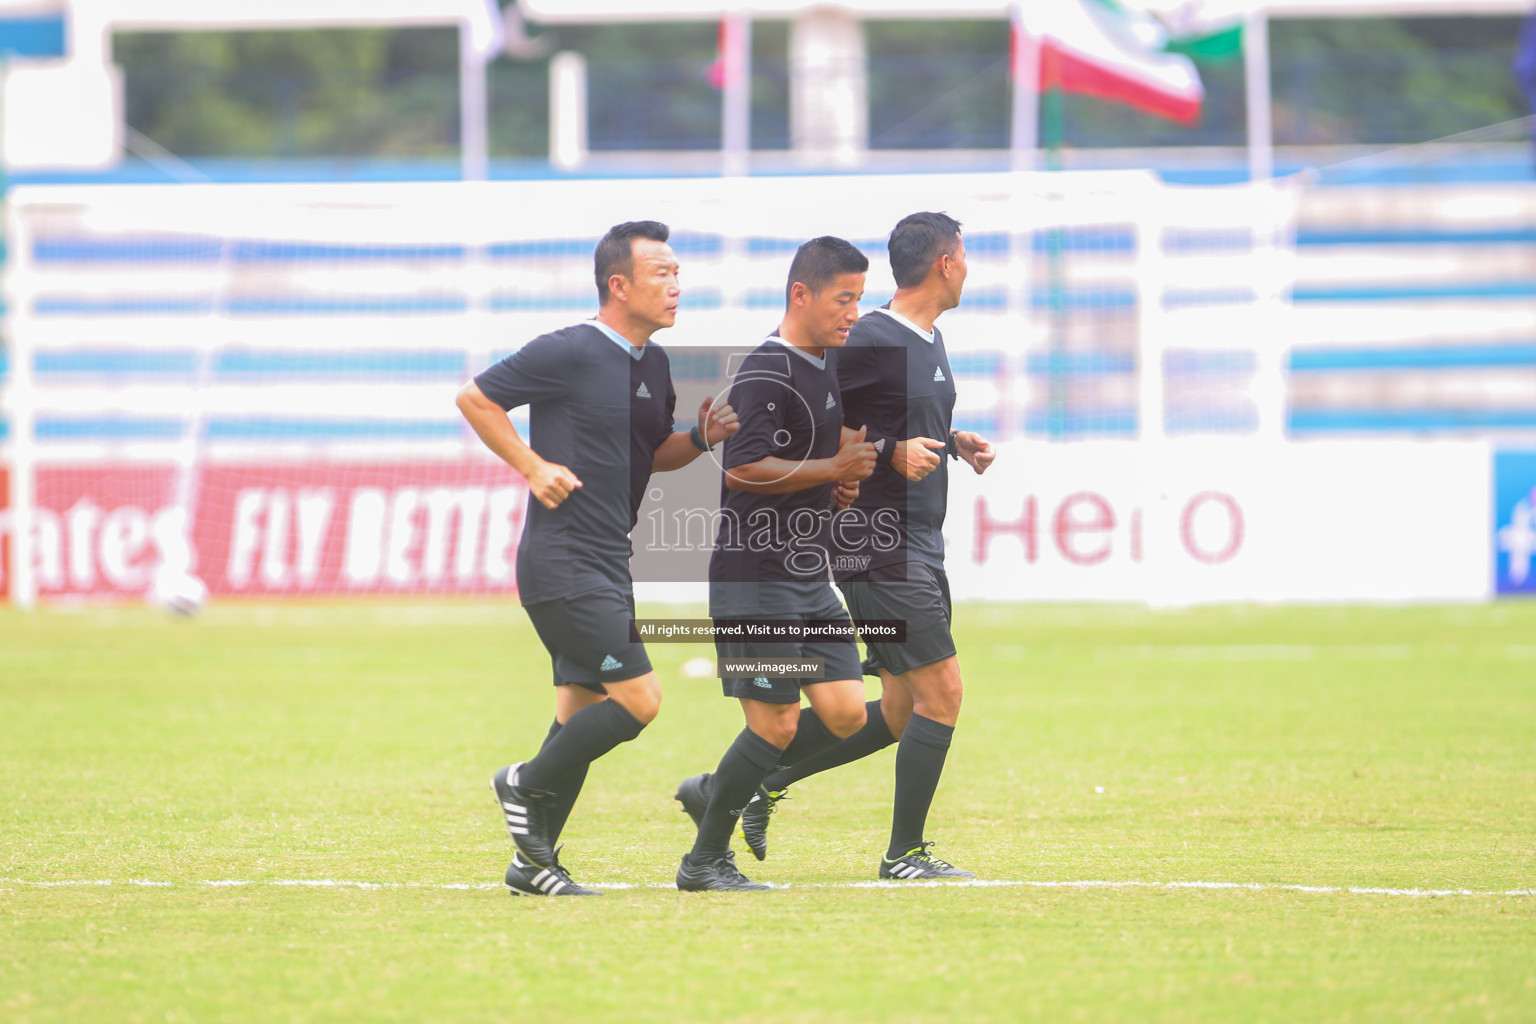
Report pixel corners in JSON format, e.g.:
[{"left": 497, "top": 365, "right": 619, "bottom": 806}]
[{"left": 112, "top": 14, "right": 1528, "bottom": 165}]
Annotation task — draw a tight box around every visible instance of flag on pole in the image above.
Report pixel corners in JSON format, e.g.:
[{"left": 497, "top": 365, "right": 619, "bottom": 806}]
[
  {"left": 1143, "top": 0, "right": 1248, "bottom": 63},
  {"left": 707, "top": 15, "right": 748, "bottom": 91},
  {"left": 1015, "top": 0, "right": 1204, "bottom": 125}
]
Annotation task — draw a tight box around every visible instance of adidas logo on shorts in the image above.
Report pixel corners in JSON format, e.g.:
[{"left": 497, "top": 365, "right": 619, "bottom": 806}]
[
  {"left": 601, "top": 654, "right": 624, "bottom": 671},
  {"left": 635, "top": 382, "right": 651, "bottom": 399},
  {"left": 753, "top": 677, "right": 772, "bottom": 688}
]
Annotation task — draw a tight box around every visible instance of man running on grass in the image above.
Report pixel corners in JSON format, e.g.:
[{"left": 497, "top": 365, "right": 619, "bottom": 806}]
[
  {"left": 673, "top": 236, "right": 877, "bottom": 892},
  {"left": 734, "top": 212, "right": 996, "bottom": 880},
  {"left": 457, "top": 220, "right": 738, "bottom": 896}
]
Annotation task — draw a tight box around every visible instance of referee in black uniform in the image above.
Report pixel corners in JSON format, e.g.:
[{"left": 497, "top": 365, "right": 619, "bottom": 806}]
[
  {"left": 456, "top": 221, "right": 738, "bottom": 896},
  {"left": 672, "top": 236, "right": 878, "bottom": 891},
  {"left": 737, "top": 212, "right": 996, "bottom": 880}
]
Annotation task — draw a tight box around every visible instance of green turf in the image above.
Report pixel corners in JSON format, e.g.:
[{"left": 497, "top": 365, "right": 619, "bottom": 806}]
[{"left": 2, "top": 602, "right": 1533, "bottom": 1022}]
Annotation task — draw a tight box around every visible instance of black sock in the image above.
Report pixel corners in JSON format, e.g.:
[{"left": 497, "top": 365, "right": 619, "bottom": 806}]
[
  {"left": 537, "top": 718, "right": 588, "bottom": 846},
  {"left": 773, "top": 708, "right": 838, "bottom": 772},
  {"left": 519, "top": 699, "right": 644, "bottom": 792},
  {"left": 887, "top": 713, "right": 953, "bottom": 860},
  {"left": 762, "top": 699, "right": 894, "bottom": 791},
  {"left": 692, "top": 729, "right": 783, "bottom": 858}
]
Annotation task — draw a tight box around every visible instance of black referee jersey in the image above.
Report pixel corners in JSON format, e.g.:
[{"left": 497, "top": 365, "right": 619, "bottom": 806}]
[
  {"left": 708, "top": 336, "right": 845, "bottom": 616},
  {"left": 831, "top": 306, "right": 958, "bottom": 576},
  {"left": 474, "top": 321, "right": 677, "bottom": 603}
]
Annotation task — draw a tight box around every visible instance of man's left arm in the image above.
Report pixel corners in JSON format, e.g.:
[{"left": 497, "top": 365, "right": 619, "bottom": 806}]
[{"left": 952, "top": 430, "right": 995, "bottom": 475}]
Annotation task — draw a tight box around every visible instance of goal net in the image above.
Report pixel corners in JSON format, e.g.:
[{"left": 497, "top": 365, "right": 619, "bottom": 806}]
[{"left": 0, "top": 171, "right": 1297, "bottom": 606}]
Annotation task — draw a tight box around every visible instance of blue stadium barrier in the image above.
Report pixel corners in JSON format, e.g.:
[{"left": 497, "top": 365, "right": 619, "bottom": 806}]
[
  {"left": 36, "top": 416, "right": 186, "bottom": 441},
  {"left": 947, "top": 352, "right": 1002, "bottom": 376},
  {"left": 1290, "top": 344, "right": 1536, "bottom": 372},
  {"left": 1024, "top": 410, "right": 1137, "bottom": 436},
  {"left": 28, "top": 224, "right": 1536, "bottom": 265},
  {"left": 1292, "top": 281, "right": 1536, "bottom": 302},
  {"left": 224, "top": 296, "right": 469, "bottom": 315},
  {"left": 0, "top": 14, "right": 66, "bottom": 58},
  {"left": 215, "top": 350, "right": 467, "bottom": 378},
  {"left": 1026, "top": 353, "right": 1134, "bottom": 375},
  {"left": 32, "top": 416, "right": 462, "bottom": 443},
  {"left": 6, "top": 152, "right": 1533, "bottom": 189},
  {"left": 487, "top": 238, "right": 601, "bottom": 258},
  {"left": 488, "top": 292, "right": 610, "bottom": 312},
  {"left": 1295, "top": 227, "right": 1536, "bottom": 246},
  {"left": 35, "top": 297, "right": 214, "bottom": 316},
  {"left": 204, "top": 418, "right": 461, "bottom": 441},
  {"left": 1289, "top": 409, "right": 1536, "bottom": 433},
  {"left": 36, "top": 350, "right": 200, "bottom": 376},
  {"left": 1166, "top": 350, "right": 1258, "bottom": 374},
  {"left": 953, "top": 413, "right": 999, "bottom": 436}
]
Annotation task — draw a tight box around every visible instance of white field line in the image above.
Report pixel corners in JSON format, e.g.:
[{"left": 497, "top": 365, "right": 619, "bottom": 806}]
[
  {"left": 3, "top": 876, "right": 1531, "bottom": 898},
  {"left": 1096, "top": 644, "right": 1536, "bottom": 662}
]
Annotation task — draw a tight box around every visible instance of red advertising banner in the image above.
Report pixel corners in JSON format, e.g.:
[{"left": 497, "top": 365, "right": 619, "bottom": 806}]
[{"left": 5, "top": 461, "right": 529, "bottom": 600}]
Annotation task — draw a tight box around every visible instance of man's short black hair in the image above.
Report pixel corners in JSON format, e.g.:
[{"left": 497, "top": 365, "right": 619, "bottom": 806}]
[
  {"left": 595, "top": 220, "right": 670, "bottom": 303},
  {"left": 888, "top": 212, "right": 962, "bottom": 289},
  {"left": 785, "top": 235, "right": 869, "bottom": 302}
]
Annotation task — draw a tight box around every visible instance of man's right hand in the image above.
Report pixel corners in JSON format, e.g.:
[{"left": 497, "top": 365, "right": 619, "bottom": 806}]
[
  {"left": 831, "top": 425, "right": 878, "bottom": 483},
  {"left": 526, "top": 458, "right": 583, "bottom": 509},
  {"left": 893, "top": 436, "right": 946, "bottom": 481}
]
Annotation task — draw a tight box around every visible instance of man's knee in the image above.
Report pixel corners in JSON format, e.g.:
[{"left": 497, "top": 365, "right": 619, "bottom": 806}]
[
  {"left": 608, "top": 674, "right": 662, "bottom": 725},
  {"left": 906, "top": 658, "right": 963, "bottom": 722},
  {"left": 823, "top": 699, "right": 868, "bottom": 739},
  {"left": 745, "top": 702, "right": 800, "bottom": 748}
]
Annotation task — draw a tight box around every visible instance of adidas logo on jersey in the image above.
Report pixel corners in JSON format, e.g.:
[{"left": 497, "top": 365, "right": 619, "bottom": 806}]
[
  {"left": 600, "top": 654, "right": 624, "bottom": 671},
  {"left": 933, "top": 366, "right": 946, "bottom": 382},
  {"left": 825, "top": 392, "right": 836, "bottom": 410},
  {"left": 635, "top": 382, "right": 651, "bottom": 399}
]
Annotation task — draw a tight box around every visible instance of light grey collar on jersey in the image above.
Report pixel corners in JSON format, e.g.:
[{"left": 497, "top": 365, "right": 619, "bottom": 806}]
[
  {"left": 589, "top": 318, "right": 646, "bottom": 361},
  {"left": 871, "top": 306, "right": 935, "bottom": 344},
  {"left": 767, "top": 334, "right": 826, "bottom": 370}
]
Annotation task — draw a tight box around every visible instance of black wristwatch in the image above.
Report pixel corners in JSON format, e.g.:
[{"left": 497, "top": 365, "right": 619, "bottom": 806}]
[{"left": 945, "top": 430, "right": 961, "bottom": 460}]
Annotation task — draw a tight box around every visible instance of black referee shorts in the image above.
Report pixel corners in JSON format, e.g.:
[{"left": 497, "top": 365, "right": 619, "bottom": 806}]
[
  {"left": 838, "top": 561, "right": 956, "bottom": 677},
  {"left": 716, "top": 585, "right": 863, "bottom": 704},
  {"left": 522, "top": 586, "right": 653, "bottom": 692}
]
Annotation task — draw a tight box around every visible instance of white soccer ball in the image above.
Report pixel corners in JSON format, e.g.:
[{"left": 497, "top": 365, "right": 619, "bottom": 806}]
[
  {"left": 680, "top": 656, "right": 714, "bottom": 679},
  {"left": 152, "top": 569, "right": 209, "bottom": 616}
]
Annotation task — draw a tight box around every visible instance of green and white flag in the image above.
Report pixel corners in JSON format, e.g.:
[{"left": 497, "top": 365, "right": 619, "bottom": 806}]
[
  {"left": 1024, "top": 0, "right": 1204, "bottom": 124},
  {"left": 1138, "top": 0, "right": 1249, "bottom": 63}
]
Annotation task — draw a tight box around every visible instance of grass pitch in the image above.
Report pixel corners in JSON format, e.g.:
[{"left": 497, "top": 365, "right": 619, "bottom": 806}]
[{"left": 2, "top": 601, "right": 1533, "bottom": 1022}]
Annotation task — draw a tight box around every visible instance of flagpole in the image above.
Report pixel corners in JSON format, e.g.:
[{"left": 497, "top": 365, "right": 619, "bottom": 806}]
[
  {"left": 720, "top": 13, "right": 751, "bottom": 178},
  {"left": 1041, "top": 64, "right": 1068, "bottom": 439},
  {"left": 1009, "top": 2, "right": 1038, "bottom": 173},
  {"left": 1244, "top": 6, "right": 1272, "bottom": 182},
  {"left": 1007, "top": 3, "right": 1040, "bottom": 442},
  {"left": 460, "top": 19, "right": 489, "bottom": 181}
]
